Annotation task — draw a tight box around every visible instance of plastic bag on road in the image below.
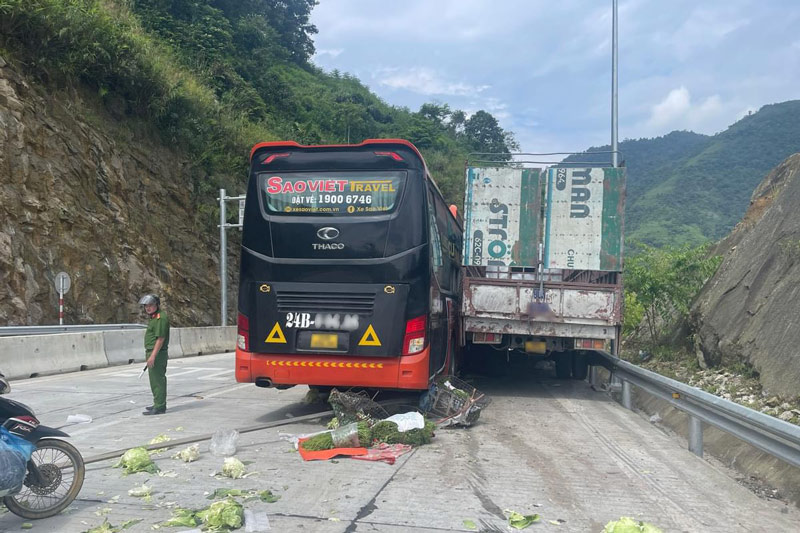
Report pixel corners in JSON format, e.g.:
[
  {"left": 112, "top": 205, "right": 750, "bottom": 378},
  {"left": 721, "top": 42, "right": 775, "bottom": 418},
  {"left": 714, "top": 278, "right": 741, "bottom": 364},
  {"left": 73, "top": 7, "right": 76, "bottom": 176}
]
[
  {"left": 66, "top": 413, "right": 93, "bottom": 425},
  {"left": 244, "top": 509, "right": 271, "bottom": 532},
  {"left": 0, "top": 427, "right": 35, "bottom": 493},
  {"left": 383, "top": 411, "right": 425, "bottom": 432},
  {"left": 209, "top": 429, "right": 239, "bottom": 457},
  {"left": 330, "top": 423, "right": 360, "bottom": 448}
]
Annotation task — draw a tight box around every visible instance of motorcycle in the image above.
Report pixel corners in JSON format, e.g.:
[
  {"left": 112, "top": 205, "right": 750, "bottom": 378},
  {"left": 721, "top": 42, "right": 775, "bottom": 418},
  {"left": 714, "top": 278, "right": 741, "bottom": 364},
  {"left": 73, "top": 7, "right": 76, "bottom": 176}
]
[{"left": 0, "top": 372, "right": 85, "bottom": 519}]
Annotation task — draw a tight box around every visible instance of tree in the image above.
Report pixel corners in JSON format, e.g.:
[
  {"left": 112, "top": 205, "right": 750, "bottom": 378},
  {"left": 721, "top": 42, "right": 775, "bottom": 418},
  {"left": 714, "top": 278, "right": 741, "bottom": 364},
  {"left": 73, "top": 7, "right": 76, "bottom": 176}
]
[
  {"left": 213, "top": 0, "right": 318, "bottom": 63},
  {"left": 624, "top": 242, "right": 722, "bottom": 344},
  {"left": 418, "top": 102, "right": 451, "bottom": 126},
  {"left": 463, "top": 110, "right": 517, "bottom": 156}
]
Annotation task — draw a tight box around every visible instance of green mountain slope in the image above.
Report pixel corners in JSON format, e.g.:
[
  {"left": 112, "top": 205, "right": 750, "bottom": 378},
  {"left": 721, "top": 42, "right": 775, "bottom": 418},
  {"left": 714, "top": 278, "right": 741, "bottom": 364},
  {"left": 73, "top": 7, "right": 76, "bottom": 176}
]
[
  {"left": 0, "top": 0, "right": 514, "bottom": 218},
  {"left": 580, "top": 101, "right": 800, "bottom": 247}
]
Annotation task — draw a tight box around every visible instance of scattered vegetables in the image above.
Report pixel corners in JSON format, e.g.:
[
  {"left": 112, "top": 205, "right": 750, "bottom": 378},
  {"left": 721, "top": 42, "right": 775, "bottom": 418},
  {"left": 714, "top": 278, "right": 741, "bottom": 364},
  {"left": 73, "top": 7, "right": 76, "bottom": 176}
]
[
  {"left": 164, "top": 499, "right": 244, "bottom": 531},
  {"left": 504, "top": 509, "right": 540, "bottom": 530},
  {"left": 127, "top": 484, "right": 151, "bottom": 499},
  {"left": 603, "top": 517, "right": 663, "bottom": 533},
  {"left": 113, "top": 447, "right": 159, "bottom": 475},
  {"left": 301, "top": 432, "right": 335, "bottom": 451},
  {"left": 83, "top": 519, "right": 142, "bottom": 533},
  {"left": 148, "top": 434, "right": 171, "bottom": 454},
  {"left": 163, "top": 508, "right": 198, "bottom": 528},
  {"left": 221, "top": 457, "right": 246, "bottom": 479},
  {"left": 463, "top": 519, "right": 477, "bottom": 529},
  {"left": 197, "top": 499, "right": 244, "bottom": 531},
  {"left": 370, "top": 420, "right": 436, "bottom": 446},
  {"left": 174, "top": 444, "right": 200, "bottom": 462},
  {"left": 326, "top": 417, "right": 340, "bottom": 430},
  {"left": 207, "top": 488, "right": 281, "bottom": 503}
]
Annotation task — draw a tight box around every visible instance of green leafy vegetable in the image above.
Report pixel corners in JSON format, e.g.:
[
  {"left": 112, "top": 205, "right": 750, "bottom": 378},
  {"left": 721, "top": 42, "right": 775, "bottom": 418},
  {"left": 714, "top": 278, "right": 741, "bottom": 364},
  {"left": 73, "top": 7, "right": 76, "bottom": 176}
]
[
  {"left": 603, "top": 517, "right": 663, "bottom": 533},
  {"left": 113, "top": 447, "right": 159, "bottom": 475},
  {"left": 195, "top": 499, "right": 244, "bottom": 531},
  {"left": 83, "top": 519, "right": 142, "bottom": 533},
  {"left": 206, "top": 488, "right": 281, "bottom": 503},
  {"left": 301, "top": 432, "right": 335, "bottom": 451},
  {"left": 163, "top": 508, "right": 199, "bottom": 528},
  {"left": 504, "top": 509, "right": 540, "bottom": 530},
  {"left": 259, "top": 490, "right": 280, "bottom": 503}
]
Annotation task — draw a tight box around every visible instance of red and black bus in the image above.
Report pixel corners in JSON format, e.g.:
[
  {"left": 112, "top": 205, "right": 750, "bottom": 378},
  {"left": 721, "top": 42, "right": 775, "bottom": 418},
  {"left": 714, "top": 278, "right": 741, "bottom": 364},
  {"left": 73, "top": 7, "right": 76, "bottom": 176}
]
[{"left": 235, "top": 140, "right": 462, "bottom": 390}]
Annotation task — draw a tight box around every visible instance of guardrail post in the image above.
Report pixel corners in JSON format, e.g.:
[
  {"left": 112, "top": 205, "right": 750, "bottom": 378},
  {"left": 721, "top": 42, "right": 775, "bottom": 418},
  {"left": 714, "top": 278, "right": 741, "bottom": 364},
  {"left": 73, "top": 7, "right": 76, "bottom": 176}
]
[
  {"left": 688, "top": 416, "right": 703, "bottom": 457},
  {"left": 621, "top": 379, "right": 632, "bottom": 410}
]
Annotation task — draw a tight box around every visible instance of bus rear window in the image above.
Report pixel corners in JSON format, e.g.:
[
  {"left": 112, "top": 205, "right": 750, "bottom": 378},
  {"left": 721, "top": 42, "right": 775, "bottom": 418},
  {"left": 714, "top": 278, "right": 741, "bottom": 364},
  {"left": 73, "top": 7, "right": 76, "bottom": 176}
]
[{"left": 259, "top": 171, "right": 405, "bottom": 215}]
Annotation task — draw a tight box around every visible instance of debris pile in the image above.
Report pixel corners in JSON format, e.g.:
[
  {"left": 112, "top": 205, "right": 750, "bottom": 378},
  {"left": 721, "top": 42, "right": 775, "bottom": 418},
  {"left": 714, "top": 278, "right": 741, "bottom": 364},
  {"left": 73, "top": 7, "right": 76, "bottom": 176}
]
[{"left": 421, "top": 375, "right": 491, "bottom": 427}]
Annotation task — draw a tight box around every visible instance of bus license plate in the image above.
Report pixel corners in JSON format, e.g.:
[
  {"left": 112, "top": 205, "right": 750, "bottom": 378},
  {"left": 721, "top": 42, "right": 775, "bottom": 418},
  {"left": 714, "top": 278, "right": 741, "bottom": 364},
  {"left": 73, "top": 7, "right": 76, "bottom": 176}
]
[{"left": 310, "top": 333, "right": 338, "bottom": 349}]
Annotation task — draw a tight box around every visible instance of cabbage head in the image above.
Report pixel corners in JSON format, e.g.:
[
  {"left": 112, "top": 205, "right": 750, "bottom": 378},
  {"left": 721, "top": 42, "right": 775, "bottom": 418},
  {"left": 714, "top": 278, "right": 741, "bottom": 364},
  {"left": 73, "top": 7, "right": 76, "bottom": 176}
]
[
  {"left": 113, "top": 447, "right": 159, "bottom": 475},
  {"left": 196, "top": 498, "right": 244, "bottom": 530}
]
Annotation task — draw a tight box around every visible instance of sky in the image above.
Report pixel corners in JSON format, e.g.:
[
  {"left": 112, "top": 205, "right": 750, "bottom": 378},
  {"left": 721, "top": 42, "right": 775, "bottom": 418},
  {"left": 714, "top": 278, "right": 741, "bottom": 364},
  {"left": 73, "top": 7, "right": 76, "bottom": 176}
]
[{"left": 310, "top": 0, "right": 800, "bottom": 155}]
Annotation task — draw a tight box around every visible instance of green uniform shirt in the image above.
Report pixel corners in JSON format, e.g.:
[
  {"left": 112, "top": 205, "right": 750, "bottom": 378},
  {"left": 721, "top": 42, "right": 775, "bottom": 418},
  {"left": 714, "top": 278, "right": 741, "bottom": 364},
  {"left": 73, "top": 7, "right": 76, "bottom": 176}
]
[{"left": 144, "top": 310, "right": 170, "bottom": 352}]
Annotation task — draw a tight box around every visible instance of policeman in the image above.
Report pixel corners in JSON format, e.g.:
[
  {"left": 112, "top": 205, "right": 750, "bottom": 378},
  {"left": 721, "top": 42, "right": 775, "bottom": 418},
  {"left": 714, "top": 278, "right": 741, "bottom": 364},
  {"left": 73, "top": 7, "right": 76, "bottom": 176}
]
[{"left": 139, "top": 294, "right": 170, "bottom": 415}]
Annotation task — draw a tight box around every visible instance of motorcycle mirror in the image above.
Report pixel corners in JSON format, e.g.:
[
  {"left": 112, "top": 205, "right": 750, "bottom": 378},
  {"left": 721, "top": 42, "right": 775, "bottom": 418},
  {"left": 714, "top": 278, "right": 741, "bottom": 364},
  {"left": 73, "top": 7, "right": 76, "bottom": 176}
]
[{"left": 0, "top": 372, "right": 10, "bottom": 394}]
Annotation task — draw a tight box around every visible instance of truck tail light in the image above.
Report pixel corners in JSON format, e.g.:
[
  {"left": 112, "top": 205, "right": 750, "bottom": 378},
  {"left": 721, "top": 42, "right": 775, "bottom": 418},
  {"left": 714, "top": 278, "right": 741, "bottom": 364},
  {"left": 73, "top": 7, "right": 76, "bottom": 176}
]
[
  {"left": 575, "top": 338, "right": 605, "bottom": 350},
  {"left": 402, "top": 315, "right": 427, "bottom": 355},
  {"left": 237, "top": 313, "right": 250, "bottom": 351}
]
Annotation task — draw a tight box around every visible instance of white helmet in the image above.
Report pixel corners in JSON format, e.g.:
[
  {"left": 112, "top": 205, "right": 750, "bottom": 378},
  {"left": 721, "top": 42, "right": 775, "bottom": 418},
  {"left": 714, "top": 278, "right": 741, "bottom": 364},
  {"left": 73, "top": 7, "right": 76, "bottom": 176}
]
[{"left": 138, "top": 294, "right": 160, "bottom": 307}]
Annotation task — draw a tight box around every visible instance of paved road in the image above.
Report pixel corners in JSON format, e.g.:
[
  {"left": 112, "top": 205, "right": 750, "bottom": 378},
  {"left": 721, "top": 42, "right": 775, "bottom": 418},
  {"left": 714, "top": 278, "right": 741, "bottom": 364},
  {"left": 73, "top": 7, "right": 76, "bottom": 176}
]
[{"left": 0, "top": 353, "right": 797, "bottom": 532}]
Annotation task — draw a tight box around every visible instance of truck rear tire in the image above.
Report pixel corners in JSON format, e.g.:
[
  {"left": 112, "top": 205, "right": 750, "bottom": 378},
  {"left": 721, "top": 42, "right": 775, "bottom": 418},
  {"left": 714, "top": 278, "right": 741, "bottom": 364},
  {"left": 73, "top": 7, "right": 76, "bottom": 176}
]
[
  {"left": 571, "top": 352, "right": 589, "bottom": 381},
  {"left": 554, "top": 353, "right": 572, "bottom": 379}
]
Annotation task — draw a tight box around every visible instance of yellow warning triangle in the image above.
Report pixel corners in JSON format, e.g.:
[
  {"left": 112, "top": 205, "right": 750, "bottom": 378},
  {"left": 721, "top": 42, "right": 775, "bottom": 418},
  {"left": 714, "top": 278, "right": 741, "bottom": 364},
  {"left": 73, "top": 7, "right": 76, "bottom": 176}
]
[
  {"left": 358, "top": 324, "right": 381, "bottom": 346},
  {"left": 265, "top": 322, "right": 287, "bottom": 344}
]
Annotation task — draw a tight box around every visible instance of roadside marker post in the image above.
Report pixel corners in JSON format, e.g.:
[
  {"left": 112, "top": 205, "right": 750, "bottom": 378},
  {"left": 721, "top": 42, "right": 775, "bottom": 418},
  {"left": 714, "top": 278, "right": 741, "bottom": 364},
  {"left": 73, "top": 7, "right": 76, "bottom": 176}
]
[{"left": 54, "top": 271, "right": 71, "bottom": 325}]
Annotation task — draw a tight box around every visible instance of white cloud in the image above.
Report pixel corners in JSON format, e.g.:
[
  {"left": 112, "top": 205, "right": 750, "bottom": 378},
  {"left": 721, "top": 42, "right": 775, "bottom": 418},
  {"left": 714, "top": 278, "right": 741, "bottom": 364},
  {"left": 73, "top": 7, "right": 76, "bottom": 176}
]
[
  {"left": 376, "top": 67, "right": 490, "bottom": 97},
  {"left": 648, "top": 87, "right": 691, "bottom": 129},
  {"left": 645, "top": 87, "right": 725, "bottom": 134},
  {"left": 314, "top": 48, "right": 343, "bottom": 59},
  {"left": 310, "top": 1, "right": 800, "bottom": 152}
]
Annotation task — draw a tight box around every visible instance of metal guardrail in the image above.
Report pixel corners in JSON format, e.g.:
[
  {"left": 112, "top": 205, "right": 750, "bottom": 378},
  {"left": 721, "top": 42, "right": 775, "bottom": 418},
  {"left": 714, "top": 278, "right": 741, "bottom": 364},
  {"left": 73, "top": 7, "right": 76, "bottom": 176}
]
[
  {"left": 0, "top": 324, "right": 146, "bottom": 337},
  {"left": 591, "top": 351, "right": 800, "bottom": 469}
]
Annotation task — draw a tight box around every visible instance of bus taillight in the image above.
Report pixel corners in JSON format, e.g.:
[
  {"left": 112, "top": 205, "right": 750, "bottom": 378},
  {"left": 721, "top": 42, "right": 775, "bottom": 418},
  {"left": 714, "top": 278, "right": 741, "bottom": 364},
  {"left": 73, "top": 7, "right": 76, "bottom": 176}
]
[
  {"left": 261, "top": 152, "right": 290, "bottom": 164},
  {"left": 237, "top": 313, "right": 250, "bottom": 351},
  {"left": 402, "top": 315, "right": 427, "bottom": 355},
  {"left": 374, "top": 151, "right": 404, "bottom": 161}
]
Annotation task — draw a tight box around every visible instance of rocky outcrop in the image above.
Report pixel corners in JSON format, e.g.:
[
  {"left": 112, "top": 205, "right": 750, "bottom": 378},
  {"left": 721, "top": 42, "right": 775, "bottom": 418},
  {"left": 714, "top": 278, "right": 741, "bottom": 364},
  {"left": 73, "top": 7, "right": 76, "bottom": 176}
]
[
  {"left": 0, "top": 58, "right": 239, "bottom": 327},
  {"left": 691, "top": 154, "right": 800, "bottom": 397}
]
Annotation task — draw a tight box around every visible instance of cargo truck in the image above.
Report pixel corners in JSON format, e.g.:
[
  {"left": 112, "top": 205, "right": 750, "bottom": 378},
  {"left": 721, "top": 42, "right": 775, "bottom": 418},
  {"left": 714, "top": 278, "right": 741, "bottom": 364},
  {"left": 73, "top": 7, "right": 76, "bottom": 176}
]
[{"left": 459, "top": 162, "right": 625, "bottom": 379}]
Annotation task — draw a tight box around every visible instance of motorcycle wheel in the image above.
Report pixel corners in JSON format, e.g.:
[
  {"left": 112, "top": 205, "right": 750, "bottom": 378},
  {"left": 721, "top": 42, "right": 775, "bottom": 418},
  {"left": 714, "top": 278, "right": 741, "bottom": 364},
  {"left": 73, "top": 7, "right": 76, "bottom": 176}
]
[{"left": 3, "top": 438, "right": 85, "bottom": 520}]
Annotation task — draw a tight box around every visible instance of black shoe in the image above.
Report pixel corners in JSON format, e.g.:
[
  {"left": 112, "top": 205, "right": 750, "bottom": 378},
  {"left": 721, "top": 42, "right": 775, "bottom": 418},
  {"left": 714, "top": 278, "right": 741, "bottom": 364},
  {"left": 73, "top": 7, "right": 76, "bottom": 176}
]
[
  {"left": 145, "top": 405, "right": 154, "bottom": 412},
  {"left": 143, "top": 408, "right": 166, "bottom": 416}
]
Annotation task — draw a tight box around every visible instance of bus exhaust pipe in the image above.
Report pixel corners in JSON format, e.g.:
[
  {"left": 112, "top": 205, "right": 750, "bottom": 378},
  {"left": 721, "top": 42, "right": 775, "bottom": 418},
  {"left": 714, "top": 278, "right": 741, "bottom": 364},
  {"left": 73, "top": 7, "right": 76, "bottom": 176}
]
[{"left": 255, "top": 377, "right": 274, "bottom": 388}]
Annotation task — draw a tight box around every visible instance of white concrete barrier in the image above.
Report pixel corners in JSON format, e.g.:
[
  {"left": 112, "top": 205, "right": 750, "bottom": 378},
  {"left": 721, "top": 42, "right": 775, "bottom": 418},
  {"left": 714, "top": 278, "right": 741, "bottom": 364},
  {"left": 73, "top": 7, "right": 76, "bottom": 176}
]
[
  {"left": 0, "top": 326, "right": 236, "bottom": 380},
  {"left": 168, "top": 329, "right": 184, "bottom": 359},
  {"left": 0, "top": 332, "right": 108, "bottom": 380},
  {"left": 102, "top": 329, "right": 146, "bottom": 366},
  {"left": 178, "top": 326, "right": 236, "bottom": 356}
]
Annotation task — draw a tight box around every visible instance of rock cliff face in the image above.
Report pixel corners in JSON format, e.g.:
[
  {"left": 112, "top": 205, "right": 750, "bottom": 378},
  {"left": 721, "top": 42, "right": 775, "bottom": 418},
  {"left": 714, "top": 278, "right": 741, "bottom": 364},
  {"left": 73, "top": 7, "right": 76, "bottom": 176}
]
[
  {"left": 0, "top": 58, "right": 238, "bottom": 327},
  {"left": 692, "top": 153, "right": 800, "bottom": 397}
]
